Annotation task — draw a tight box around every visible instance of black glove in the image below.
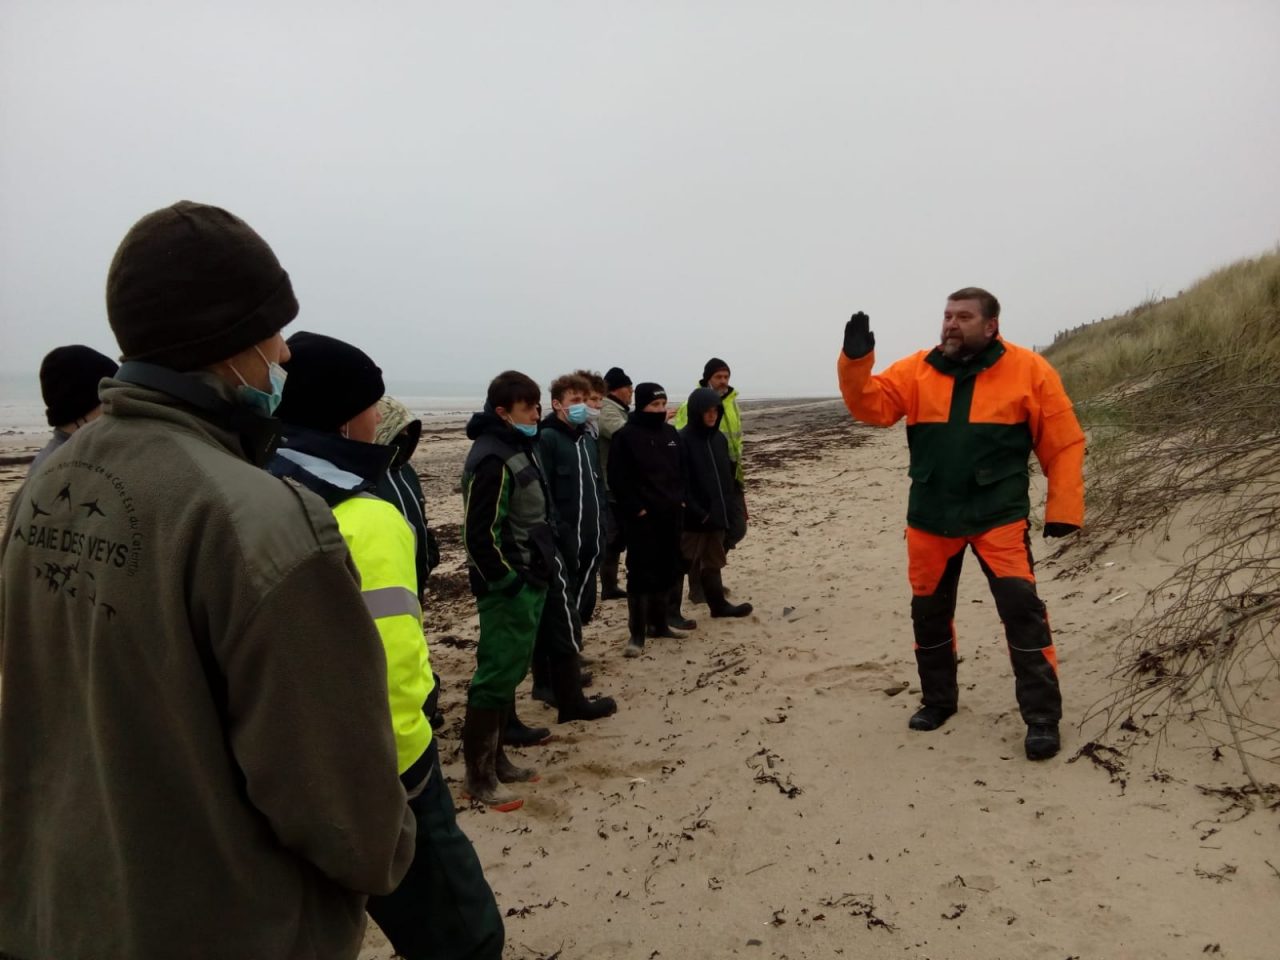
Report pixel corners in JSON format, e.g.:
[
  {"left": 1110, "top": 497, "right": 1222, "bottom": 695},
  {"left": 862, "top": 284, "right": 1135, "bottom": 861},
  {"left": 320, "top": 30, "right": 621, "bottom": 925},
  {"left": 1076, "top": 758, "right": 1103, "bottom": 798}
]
[
  {"left": 843, "top": 311, "right": 875, "bottom": 359},
  {"left": 1043, "top": 522, "right": 1080, "bottom": 539}
]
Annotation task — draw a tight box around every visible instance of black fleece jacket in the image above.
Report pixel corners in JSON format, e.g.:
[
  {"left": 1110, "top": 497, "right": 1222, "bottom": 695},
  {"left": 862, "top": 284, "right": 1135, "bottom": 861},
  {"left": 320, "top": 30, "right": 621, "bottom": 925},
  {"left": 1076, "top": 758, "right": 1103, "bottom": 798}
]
[{"left": 607, "top": 410, "right": 684, "bottom": 520}]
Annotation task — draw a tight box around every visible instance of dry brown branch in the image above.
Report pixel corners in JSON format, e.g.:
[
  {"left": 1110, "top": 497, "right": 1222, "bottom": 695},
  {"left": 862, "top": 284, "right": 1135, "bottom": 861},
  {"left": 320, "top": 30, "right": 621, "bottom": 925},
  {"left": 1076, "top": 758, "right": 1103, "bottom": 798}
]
[{"left": 1074, "top": 352, "right": 1280, "bottom": 799}]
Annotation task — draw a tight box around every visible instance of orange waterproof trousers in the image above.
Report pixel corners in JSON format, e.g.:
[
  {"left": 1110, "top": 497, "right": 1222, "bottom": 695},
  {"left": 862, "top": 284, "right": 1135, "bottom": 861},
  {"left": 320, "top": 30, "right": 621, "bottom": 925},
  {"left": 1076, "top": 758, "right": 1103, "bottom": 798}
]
[{"left": 906, "top": 519, "right": 1061, "bottom": 724}]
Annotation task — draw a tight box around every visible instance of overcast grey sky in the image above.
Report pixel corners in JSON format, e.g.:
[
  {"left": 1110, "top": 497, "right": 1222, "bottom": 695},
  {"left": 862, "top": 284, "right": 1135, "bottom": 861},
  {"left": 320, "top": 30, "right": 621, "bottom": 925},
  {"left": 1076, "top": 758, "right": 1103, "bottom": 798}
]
[{"left": 2, "top": 0, "right": 1278, "bottom": 399}]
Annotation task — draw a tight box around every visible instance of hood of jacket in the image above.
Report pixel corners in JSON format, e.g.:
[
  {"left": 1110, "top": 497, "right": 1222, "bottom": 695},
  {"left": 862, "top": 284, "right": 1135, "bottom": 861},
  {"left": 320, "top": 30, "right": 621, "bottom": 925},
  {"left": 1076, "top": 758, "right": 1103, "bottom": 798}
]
[
  {"left": 465, "top": 407, "right": 527, "bottom": 443},
  {"left": 269, "top": 423, "right": 397, "bottom": 507},
  {"left": 374, "top": 396, "right": 422, "bottom": 467},
  {"left": 684, "top": 387, "right": 723, "bottom": 434}
]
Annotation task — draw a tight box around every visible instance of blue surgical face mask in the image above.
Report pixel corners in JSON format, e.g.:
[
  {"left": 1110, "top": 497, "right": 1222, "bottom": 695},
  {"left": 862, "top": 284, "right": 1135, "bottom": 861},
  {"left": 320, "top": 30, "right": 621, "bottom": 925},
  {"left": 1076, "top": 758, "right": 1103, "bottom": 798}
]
[
  {"left": 230, "top": 346, "right": 287, "bottom": 417},
  {"left": 566, "top": 402, "right": 589, "bottom": 425},
  {"left": 513, "top": 421, "right": 538, "bottom": 438},
  {"left": 585, "top": 405, "right": 601, "bottom": 420}
]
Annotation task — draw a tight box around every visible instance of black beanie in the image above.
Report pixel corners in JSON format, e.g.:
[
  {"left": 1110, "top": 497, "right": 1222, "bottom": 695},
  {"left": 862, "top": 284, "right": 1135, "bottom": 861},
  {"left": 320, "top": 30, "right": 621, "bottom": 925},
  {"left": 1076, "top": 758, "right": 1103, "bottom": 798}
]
[
  {"left": 107, "top": 201, "right": 299, "bottom": 371},
  {"left": 275, "top": 332, "right": 385, "bottom": 432},
  {"left": 702, "top": 357, "right": 730, "bottom": 382},
  {"left": 604, "top": 366, "right": 633, "bottom": 390},
  {"left": 634, "top": 382, "right": 666, "bottom": 410},
  {"left": 40, "top": 345, "right": 119, "bottom": 426}
]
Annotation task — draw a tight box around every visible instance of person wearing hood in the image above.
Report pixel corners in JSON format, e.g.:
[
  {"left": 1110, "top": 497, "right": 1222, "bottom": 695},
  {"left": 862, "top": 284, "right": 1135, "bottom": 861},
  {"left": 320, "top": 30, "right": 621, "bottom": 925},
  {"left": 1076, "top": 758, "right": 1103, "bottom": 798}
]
[
  {"left": 607, "top": 382, "right": 688, "bottom": 656},
  {"left": 28, "top": 345, "right": 119, "bottom": 475},
  {"left": 1, "top": 202, "right": 413, "bottom": 960},
  {"left": 269, "top": 332, "right": 503, "bottom": 960},
  {"left": 596, "top": 366, "right": 633, "bottom": 600},
  {"left": 673, "top": 357, "right": 747, "bottom": 549},
  {"left": 679, "top": 388, "right": 754, "bottom": 620},
  {"left": 374, "top": 395, "right": 441, "bottom": 598},
  {"left": 374, "top": 395, "right": 444, "bottom": 732},
  {"left": 523, "top": 373, "right": 617, "bottom": 727}
]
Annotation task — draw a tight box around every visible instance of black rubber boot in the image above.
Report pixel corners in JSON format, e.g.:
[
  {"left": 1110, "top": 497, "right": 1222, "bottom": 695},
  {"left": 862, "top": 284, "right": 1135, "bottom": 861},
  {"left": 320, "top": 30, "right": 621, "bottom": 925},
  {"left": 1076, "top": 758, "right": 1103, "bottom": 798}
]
[
  {"left": 1025, "top": 723, "right": 1061, "bottom": 761},
  {"left": 646, "top": 592, "right": 686, "bottom": 639},
  {"left": 496, "top": 707, "right": 540, "bottom": 783},
  {"left": 551, "top": 654, "right": 618, "bottom": 722},
  {"left": 462, "top": 705, "right": 523, "bottom": 811},
  {"left": 624, "top": 594, "right": 646, "bottom": 657},
  {"left": 666, "top": 582, "right": 697, "bottom": 630},
  {"left": 502, "top": 701, "right": 551, "bottom": 747},
  {"left": 600, "top": 554, "right": 627, "bottom": 600},
  {"left": 687, "top": 571, "right": 707, "bottom": 605},
  {"left": 702, "top": 569, "right": 752, "bottom": 618},
  {"left": 530, "top": 648, "right": 557, "bottom": 708}
]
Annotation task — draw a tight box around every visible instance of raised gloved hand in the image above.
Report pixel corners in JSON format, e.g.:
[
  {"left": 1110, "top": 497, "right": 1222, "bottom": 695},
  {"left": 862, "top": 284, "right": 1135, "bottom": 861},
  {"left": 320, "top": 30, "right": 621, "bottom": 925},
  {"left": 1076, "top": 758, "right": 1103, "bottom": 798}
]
[
  {"left": 843, "top": 311, "right": 875, "bottom": 359},
  {"left": 1043, "top": 522, "right": 1080, "bottom": 539}
]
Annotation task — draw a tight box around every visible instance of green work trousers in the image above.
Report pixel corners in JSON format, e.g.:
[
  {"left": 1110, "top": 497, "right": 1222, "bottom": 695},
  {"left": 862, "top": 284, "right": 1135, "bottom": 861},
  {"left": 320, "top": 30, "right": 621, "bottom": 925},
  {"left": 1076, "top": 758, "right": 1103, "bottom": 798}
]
[{"left": 468, "top": 582, "right": 547, "bottom": 709}]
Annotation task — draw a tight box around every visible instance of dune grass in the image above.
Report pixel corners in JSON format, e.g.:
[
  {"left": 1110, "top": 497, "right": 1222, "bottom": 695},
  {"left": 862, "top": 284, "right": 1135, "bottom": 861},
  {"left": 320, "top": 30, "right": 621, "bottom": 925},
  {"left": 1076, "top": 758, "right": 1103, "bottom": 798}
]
[{"left": 1044, "top": 248, "right": 1280, "bottom": 798}]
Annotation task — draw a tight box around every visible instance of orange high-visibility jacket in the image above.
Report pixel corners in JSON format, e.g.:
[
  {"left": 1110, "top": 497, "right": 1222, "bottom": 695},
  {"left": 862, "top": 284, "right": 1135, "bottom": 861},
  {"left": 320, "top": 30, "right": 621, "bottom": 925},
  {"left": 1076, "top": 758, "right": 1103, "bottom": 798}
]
[{"left": 838, "top": 337, "right": 1085, "bottom": 537}]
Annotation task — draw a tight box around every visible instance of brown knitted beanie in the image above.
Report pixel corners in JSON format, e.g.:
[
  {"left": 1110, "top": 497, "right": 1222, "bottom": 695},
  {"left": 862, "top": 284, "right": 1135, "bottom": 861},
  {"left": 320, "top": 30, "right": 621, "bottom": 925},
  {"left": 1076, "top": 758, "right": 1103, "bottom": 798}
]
[{"left": 107, "top": 201, "right": 298, "bottom": 370}]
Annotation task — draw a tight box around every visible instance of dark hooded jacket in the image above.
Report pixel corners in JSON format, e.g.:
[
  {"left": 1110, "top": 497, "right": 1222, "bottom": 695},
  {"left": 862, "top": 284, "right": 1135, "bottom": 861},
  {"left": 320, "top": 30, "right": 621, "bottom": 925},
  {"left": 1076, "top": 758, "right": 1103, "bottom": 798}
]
[
  {"left": 461, "top": 409, "right": 558, "bottom": 597},
  {"left": 679, "top": 388, "right": 740, "bottom": 533},
  {"left": 537, "top": 412, "right": 604, "bottom": 580},
  {"left": 374, "top": 397, "right": 439, "bottom": 596}
]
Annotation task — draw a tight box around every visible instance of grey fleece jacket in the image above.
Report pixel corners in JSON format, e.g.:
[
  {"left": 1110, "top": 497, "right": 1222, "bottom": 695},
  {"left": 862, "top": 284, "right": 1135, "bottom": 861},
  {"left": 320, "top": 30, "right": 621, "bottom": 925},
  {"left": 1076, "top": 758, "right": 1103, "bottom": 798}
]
[{"left": 0, "top": 375, "right": 415, "bottom": 960}]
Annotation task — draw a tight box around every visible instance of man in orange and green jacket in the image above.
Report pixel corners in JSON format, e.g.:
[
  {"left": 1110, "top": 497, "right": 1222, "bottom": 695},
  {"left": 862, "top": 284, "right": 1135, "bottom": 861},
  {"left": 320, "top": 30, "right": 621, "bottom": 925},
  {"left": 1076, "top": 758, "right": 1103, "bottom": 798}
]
[{"left": 837, "top": 287, "right": 1085, "bottom": 761}]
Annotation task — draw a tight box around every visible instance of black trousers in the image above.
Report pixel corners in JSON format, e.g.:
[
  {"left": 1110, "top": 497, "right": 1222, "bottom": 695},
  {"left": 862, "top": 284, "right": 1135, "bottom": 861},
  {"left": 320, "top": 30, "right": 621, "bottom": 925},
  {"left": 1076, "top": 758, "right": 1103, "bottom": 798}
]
[{"left": 366, "top": 741, "right": 504, "bottom": 960}]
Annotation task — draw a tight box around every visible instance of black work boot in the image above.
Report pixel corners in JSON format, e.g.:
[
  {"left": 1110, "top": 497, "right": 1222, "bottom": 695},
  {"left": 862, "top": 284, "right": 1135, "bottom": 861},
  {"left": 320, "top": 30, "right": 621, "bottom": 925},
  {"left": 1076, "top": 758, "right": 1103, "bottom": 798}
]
[
  {"left": 908, "top": 704, "right": 957, "bottom": 731},
  {"left": 702, "top": 569, "right": 752, "bottom": 618},
  {"left": 551, "top": 654, "right": 618, "bottom": 722},
  {"left": 462, "top": 704, "right": 524, "bottom": 811},
  {"left": 1024, "top": 723, "right": 1061, "bottom": 761},
  {"left": 502, "top": 701, "right": 551, "bottom": 747},
  {"left": 624, "top": 594, "right": 646, "bottom": 657},
  {"left": 646, "top": 592, "right": 686, "bottom": 639},
  {"left": 600, "top": 554, "right": 627, "bottom": 600},
  {"left": 909, "top": 642, "right": 958, "bottom": 731},
  {"left": 666, "top": 581, "right": 697, "bottom": 630}
]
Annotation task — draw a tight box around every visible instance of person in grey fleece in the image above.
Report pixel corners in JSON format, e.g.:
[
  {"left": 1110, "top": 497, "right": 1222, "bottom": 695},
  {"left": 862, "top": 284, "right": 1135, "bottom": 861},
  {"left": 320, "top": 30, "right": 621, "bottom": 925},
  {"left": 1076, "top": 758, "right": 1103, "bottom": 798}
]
[{"left": 0, "top": 201, "right": 414, "bottom": 960}]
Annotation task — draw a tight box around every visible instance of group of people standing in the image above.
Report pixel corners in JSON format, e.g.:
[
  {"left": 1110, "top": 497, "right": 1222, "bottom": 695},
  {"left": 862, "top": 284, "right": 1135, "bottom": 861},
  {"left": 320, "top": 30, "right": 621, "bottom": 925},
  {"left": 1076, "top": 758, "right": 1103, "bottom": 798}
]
[
  {"left": 457, "top": 358, "right": 755, "bottom": 811},
  {"left": 1, "top": 201, "right": 755, "bottom": 960},
  {"left": 0, "top": 200, "right": 1086, "bottom": 960}
]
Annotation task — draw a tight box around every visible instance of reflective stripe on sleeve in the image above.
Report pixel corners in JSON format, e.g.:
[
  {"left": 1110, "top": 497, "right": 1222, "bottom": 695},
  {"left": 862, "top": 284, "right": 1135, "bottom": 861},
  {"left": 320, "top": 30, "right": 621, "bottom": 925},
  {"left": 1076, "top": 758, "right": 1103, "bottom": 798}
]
[{"left": 363, "top": 585, "right": 422, "bottom": 620}]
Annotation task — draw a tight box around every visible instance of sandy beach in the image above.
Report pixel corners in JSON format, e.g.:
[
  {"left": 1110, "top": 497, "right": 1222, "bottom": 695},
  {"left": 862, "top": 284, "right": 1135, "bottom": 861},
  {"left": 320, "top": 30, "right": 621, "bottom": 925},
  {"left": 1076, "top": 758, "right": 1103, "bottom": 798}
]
[{"left": 3, "top": 400, "right": 1276, "bottom": 959}]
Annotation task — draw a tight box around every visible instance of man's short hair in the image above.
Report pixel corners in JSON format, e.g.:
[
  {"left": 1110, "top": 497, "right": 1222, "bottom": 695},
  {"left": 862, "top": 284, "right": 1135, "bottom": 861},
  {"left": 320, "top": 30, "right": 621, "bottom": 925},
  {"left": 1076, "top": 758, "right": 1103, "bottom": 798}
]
[
  {"left": 549, "top": 373, "right": 592, "bottom": 403},
  {"left": 574, "top": 369, "right": 607, "bottom": 395},
  {"left": 947, "top": 287, "right": 1001, "bottom": 320},
  {"left": 487, "top": 370, "right": 541, "bottom": 411}
]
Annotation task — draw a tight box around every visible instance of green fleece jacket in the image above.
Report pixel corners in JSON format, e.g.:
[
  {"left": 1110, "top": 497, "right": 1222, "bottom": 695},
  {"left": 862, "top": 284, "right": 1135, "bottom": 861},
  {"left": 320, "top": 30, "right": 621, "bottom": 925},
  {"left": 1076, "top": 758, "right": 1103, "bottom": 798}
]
[{"left": 0, "top": 374, "right": 415, "bottom": 960}]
